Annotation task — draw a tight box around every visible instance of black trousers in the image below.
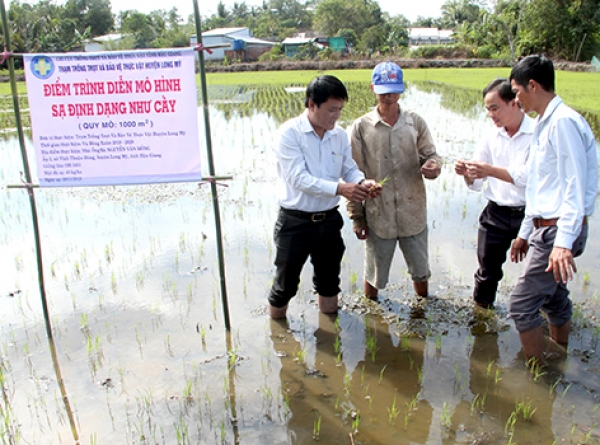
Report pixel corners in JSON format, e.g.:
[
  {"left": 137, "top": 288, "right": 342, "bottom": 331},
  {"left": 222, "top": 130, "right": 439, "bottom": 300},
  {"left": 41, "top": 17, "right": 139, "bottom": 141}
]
[
  {"left": 268, "top": 207, "right": 345, "bottom": 308},
  {"left": 474, "top": 201, "right": 524, "bottom": 307}
]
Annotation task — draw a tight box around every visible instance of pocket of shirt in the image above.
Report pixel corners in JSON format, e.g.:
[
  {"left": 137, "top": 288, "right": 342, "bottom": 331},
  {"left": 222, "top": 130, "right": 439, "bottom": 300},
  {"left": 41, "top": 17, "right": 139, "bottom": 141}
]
[
  {"left": 534, "top": 138, "right": 554, "bottom": 178},
  {"left": 326, "top": 150, "right": 343, "bottom": 180}
]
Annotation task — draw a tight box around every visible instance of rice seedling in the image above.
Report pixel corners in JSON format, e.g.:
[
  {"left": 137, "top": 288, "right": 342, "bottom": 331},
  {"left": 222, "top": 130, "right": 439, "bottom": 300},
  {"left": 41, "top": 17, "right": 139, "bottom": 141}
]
[
  {"left": 295, "top": 348, "right": 306, "bottom": 365},
  {"left": 494, "top": 369, "right": 502, "bottom": 384},
  {"left": 561, "top": 383, "right": 572, "bottom": 400},
  {"left": 313, "top": 414, "right": 322, "bottom": 440},
  {"left": 549, "top": 378, "right": 561, "bottom": 397},
  {"left": 349, "top": 270, "right": 358, "bottom": 292},
  {"left": 583, "top": 270, "right": 591, "bottom": 286},
  {"left": 379, "top": 364, "right": 387, "bottom": 384},
  {"left": 110, "top": 272, "right": 117, "bottom": 294},
  {"left": 416, "top": 365, "right": 425, "bottom": 384},
  {"left": 228, "top": 348, "right": 238, "bottom": 370},
  {"left": 515, "top": 398, "right": 537, "bottom": 421},
  {"left": 387, "top": 393, "right": 400, "bottom": 424},
  {"left": 344, "top": 372, "right": 351, "bottom": 395},
  {"left": 365, "top": 331, "right": 378, "bottom": 362},
  {"left": 584, "top": 423, "right": 598, "bottom": 444},
  {"left": 351, "top": 410, "right": 361, "bottom": 433},
  {"left": 400, "top": 335, "right": 410, "bottom": 351},
  {"left": 528, "top": 360, "right": 546, "bottom": 382},
  {"left": 440, "top": 402, "right": 454, "bottom": 428}
]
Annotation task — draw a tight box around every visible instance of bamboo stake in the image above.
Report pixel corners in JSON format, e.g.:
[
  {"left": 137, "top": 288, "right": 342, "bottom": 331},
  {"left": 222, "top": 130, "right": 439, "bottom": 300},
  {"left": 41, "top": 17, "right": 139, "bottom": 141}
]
[
  {"left": 0, "top": 1, "right": 80, "bottom": 443},
  {"left": 193, "top": 0, "right": 232, "bottom": 331}
]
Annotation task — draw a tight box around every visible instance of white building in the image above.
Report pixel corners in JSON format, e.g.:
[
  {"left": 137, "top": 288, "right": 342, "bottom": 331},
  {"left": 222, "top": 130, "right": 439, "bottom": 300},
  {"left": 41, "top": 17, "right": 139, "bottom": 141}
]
[
  {"left": 84, "top": 34, "right": 126, "bottom": 52},
  {"left": 408, "top": 28, "right": 454, "bottom": 46},
  {"left": 190, "top": 27, "right": 275, "bottom": 61}
]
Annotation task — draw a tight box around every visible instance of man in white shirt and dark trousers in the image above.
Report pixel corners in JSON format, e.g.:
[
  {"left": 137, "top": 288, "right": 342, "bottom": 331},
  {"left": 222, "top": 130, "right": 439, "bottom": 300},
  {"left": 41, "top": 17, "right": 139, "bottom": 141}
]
[
  {"left": 455, "top": 79, "right": 534, "bottom": 309},
  {"left": 509, "top": 55, "right": 598, "bottom": 365},
  {"left": 268, "top": 75, "right": 381, "bottom": 319}
]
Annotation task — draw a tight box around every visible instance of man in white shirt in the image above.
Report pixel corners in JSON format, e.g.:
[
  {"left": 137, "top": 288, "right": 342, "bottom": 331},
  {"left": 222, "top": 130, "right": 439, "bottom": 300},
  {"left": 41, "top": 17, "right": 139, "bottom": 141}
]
[
  {"left": 268, "top": 75, "right": 381, "bottom": 319},
  {"left": 455, "top": 78, "right": 534, "bottom": 308},
  {"left": 509, "top": 55, "right": 598, "bottom": 365}
]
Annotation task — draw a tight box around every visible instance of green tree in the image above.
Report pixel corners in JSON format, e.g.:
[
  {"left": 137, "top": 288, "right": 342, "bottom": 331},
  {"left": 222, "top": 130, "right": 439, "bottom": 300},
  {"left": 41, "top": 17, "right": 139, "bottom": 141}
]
[
  {"left": 358, "top": 24, "right": 389, "bottom": 53},
  {"left": 63, "top": 0, "right": 114, "bottom": 37},
  {"left": 440, "top": 0, "right": 482, "bottom": 28},
  {"left": 119, "top": 10, "right": 157, "bottom": 48},
  {"left": 519, "top": 0, "right": 600, "bottom": 61},
  {"left": 267, "top": 0, "right": 313, "bottom": 30},
  {"left": 387, "top": 14, "right": 410, "bottom": 49},
  {"left": 6, "top": 0, "right": 88, "bottom": 53},
  {"left": 313, "top": 0, "right": 384, "bottom": 47},
  {"left": 335, "top": 28, "right": 358, "bottom": 47},
  {"left": 491, "top": 0, "right": 525, "bottom": 61}
]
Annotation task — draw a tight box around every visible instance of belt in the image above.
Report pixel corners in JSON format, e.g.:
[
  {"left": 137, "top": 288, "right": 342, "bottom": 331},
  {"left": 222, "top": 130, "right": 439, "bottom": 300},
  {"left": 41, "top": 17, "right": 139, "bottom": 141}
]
[
  {"left": 280, "top": 206, "right": 339, "bottom": 222},
  {"left": 489, "top": 200, "right": 525, "bottom": 215},
  {"left": 532, "top": 216, "right": 588, "bottom": 229}
]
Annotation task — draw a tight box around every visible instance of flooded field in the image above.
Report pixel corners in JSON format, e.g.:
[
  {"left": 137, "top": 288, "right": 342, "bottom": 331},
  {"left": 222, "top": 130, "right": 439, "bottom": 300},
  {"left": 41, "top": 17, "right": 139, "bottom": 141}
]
[{"left": 1, "top": 81, "right": 600, "bottom": 445}]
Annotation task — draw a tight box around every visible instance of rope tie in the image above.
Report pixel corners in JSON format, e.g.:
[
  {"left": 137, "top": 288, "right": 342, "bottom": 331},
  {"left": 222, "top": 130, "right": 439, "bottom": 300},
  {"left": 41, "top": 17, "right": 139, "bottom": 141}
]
[{"left": 195, "top": 44, "right": 213, "bottom": 55}]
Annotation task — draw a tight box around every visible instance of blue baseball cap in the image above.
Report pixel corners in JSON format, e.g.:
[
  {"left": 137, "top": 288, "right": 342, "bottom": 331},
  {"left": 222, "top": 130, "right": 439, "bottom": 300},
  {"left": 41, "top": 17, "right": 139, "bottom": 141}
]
[{"left": 371, "top": 61, "right": 405, "bottom": 94}]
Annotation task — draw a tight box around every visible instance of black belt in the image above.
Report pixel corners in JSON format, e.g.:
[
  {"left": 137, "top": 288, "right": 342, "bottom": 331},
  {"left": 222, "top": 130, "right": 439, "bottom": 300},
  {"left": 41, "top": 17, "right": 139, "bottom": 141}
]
[
  {"left": 280, "top": 206, "right": 339, "bottom": 222},
  {"left": 489, "top": 200, "right": 525, "bottom": 215}
]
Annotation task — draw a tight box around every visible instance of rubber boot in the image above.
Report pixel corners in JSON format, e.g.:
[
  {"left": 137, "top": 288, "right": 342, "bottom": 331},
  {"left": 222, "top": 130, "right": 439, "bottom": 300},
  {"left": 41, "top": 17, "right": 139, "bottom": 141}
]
[
  {"left": 413, "top": 281, "right": 428, "bottom": 297},
  {"left": 318, "top": 295, "right": 338, "bottom": 314},
  {"left": 364, "top": 280, "right": 378, "bottom": 300}
]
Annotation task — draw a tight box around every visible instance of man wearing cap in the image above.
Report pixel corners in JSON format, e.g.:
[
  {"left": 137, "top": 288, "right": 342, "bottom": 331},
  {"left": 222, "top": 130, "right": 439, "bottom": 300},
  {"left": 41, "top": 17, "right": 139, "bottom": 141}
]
[
  {"left": 508, "top": 55, "right": 597, "bottom": 365},
  {"left": 347, "top": 61, "right": 442, "bottom": 299},
  {"left": 454, "top": 78, "right": 534, "bottom": 309},
  {"left": 268, "top": 75, "right": 381, "bottom": 319}
]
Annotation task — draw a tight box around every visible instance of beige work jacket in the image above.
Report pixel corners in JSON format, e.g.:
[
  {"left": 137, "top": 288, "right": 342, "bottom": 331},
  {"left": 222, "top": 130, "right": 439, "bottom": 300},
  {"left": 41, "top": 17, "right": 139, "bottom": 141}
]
[{"left": 347, "top": 106, "right": 441, "bottom": 239}]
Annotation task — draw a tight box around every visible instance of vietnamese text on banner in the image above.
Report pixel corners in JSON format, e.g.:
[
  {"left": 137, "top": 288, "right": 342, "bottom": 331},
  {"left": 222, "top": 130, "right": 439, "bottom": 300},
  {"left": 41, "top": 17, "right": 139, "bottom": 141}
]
[{"left": 24, "top": 48, "right": 201, "bottom": 187}]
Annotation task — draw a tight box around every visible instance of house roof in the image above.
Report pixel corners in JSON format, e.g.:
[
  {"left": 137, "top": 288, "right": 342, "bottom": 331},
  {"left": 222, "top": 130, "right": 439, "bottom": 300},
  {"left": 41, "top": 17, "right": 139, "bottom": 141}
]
[
  {"left": 202, "top": 27, "right": 248, "bottom": 37},
  {"left": 239, "top": 37, "right": 275, "bottom": 46},
  {"left": 88, "top": 33, "right": 124, "bottom": 43},
  {"left": 281, "top": 37, "right": 313, "bottom": 45},
  {"left": 409, "top": 28, "right": 453, "bottom": 38}
]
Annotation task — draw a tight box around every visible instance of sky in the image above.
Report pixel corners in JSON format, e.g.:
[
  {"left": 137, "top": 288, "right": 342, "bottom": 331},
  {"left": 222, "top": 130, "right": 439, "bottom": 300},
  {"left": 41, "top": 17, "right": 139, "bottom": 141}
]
[{"left": 109, "top": 0, "right": 447, "bottom": 23}]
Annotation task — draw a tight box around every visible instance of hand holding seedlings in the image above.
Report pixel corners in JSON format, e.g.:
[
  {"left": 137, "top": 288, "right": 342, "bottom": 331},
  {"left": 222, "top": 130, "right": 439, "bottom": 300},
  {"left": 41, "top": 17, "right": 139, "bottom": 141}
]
[
  {"left": 465, "top": 160, "right": 492, "bottom": 179},
  {"left": 421, "top": 158, "right": 441, "bottom": 179},
  {"left": 338, "top": 180, "right": 379, "bottom": 202},
  {"left": 361, "top": 179, "right": 382, "bottom": 198},
  {"left": 454, "top": 159, "right": 468, "bottom": 176}
]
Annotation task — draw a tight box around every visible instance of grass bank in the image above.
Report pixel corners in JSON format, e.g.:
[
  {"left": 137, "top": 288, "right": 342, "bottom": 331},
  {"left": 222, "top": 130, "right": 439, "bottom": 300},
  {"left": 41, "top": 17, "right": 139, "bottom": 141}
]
[
  {"left": 206, "top": 68, "right": 600, "bottom": 116},
  {"left": 2, "top": 67, "right": 597, "bottom": 115}
]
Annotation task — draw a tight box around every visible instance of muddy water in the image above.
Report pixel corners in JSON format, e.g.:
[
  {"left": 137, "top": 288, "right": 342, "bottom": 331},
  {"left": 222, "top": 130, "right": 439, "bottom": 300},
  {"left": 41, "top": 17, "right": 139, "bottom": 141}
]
[{"left": 0, "top": 82, "right": 599, "bottom": 445}]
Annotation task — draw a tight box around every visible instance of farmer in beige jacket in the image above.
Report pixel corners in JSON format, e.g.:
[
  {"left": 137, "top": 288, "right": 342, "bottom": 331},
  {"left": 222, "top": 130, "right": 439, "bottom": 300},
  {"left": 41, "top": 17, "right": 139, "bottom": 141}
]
[{"left": 347, "top": 61, "right": 442, "bottom": 299}]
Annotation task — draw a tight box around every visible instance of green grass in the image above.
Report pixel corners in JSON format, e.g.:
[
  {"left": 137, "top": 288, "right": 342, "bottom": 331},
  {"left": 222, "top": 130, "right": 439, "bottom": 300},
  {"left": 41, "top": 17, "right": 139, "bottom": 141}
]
[
  {"left": 205, "top": 67, "right": 600, "bottom": 115},
  {"left": 1, "top": 65, "right": 597, "bottom": 116}
]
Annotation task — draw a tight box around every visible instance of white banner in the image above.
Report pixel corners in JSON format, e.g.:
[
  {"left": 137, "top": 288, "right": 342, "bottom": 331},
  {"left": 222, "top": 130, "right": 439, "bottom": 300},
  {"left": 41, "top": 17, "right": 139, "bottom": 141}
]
[{"left": 24, "top": 48, "right": 201, "bottom": 187}]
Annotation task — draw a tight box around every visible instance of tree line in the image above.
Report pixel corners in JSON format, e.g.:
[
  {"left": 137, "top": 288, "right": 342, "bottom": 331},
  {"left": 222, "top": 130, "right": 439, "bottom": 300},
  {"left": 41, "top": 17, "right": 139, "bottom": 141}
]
[{"left": 1, "top": 0, "right": 598, "bottom": 62}]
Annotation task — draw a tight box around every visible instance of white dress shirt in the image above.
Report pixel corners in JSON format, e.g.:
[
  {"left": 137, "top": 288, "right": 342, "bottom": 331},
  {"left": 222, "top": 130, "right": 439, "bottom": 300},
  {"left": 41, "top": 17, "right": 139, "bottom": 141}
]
[
  {"left": 469, "top": 114, "right": 535, "bottom": 206},
  {"left": 518, "top": 96, "right": 598, "bottom": 249},
  {"left": 275, "top": 111, "right": 365, "bottom": 212}
]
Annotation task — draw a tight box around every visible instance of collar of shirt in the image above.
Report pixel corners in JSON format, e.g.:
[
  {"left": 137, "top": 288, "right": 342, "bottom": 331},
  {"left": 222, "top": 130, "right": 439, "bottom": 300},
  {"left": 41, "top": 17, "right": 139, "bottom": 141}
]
[
  {"left": 365, "top": 105, "right": 413, "bottom": 129},
  {"left": 498, "top": 113, "right": 536, "bottom": 139},
  {"left": 536, "top": 95, "right": 563, "bottom": 129},
  {"left": 299, "top": 110, "right": 334, "bottom": 142}
]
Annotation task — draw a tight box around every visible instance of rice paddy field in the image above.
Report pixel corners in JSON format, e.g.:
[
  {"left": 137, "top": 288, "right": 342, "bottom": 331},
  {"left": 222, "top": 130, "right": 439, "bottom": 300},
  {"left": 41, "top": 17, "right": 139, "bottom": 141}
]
[{"left": 1, "top": 74, "right": 600, "bottom": 445}]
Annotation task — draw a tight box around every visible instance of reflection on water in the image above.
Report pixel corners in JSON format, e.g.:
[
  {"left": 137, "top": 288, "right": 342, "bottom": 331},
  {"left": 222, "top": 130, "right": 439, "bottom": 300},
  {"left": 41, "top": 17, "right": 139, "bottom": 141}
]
[{"left": 0, "top": 83, "right": 599, "bottom": 444}]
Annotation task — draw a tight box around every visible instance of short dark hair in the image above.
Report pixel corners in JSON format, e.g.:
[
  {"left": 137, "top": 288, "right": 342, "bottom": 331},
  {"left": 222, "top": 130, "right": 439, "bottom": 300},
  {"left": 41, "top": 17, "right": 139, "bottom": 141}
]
[
  {"left": 305, "top": 75, "right": 348, "bottom": 108},
  {"left": 482, "top": 78, "right": 516, "bottom": 103},
  {"left": 509, "top": 55, "right": 555, "bottom": 92}
]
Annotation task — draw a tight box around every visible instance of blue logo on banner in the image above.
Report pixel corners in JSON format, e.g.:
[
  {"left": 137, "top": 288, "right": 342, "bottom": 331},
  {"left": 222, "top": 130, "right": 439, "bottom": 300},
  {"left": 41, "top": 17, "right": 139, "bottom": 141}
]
[{"left": 30, "top": 56, "right": 55, "bottom": 80}]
